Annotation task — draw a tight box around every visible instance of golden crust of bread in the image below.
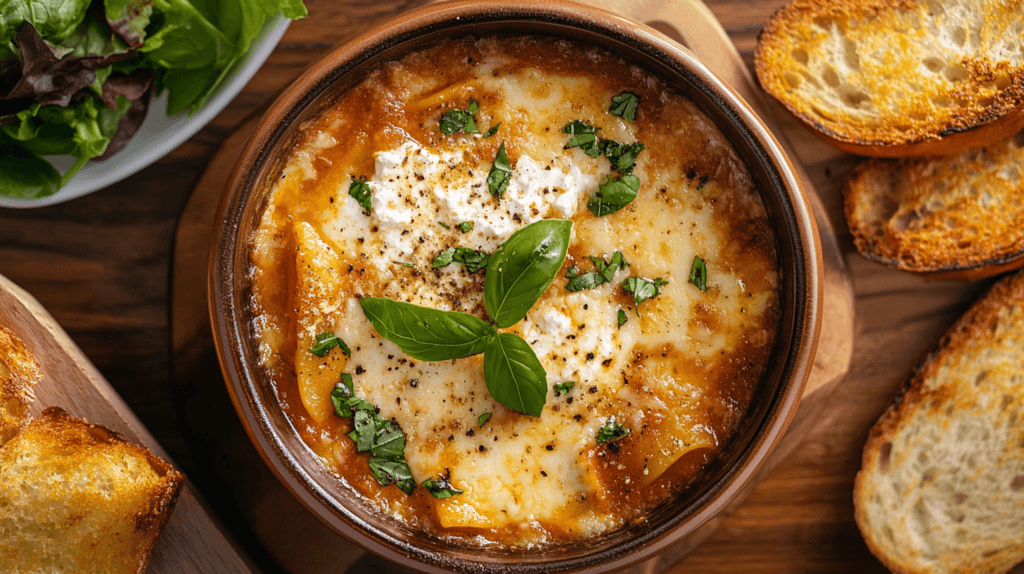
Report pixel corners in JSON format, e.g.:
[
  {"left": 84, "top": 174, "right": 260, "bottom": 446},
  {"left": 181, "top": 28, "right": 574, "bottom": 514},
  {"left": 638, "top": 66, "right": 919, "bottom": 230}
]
[
  {"left": 755, "top": 0, "right": 1024, "bottom": 157},
  {"left": 0, "top": 326, "right": 42, "bottom": 444},
  {"left": 842, "top": 131, "right": 1024, "bottom": 278},
  {"left": 0, "top": 407, "right": 185, "bottom": 574},
  {"left": 854, "top": 271, "right": 1024, "bottom": 574}
]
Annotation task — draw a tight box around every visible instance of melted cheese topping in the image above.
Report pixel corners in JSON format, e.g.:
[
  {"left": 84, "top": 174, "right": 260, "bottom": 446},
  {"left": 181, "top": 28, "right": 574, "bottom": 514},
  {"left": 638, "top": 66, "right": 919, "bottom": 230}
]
[{"left": 248, "top": 36, "right": 780, "bottom": 546}]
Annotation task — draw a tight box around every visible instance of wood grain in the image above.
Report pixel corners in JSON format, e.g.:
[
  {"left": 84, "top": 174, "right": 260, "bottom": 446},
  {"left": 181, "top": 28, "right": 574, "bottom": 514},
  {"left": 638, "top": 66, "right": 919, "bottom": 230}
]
[
  {"left": 0, "top": 0, "right": 1019, "bottom": 572},
  {"left": 0, "top": 274, "right": 257, "bottom": 574}
]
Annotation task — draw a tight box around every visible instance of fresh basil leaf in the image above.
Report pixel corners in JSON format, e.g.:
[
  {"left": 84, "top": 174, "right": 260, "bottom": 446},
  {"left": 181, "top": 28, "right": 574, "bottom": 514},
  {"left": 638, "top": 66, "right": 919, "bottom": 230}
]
[
  {"left": 368, "top": 456, "right": 415, "bottom": 495},
  {"left": 370, "top": 419, "right": 407, "bottom": 459},
  {"left": 439, "top": 100, "right": 481, "bottom": 135},
  {"left": 553, "top": 381, "right": 574, "bottom": 396},
  {"left": 487, "top": 141, "right": 511, "bottom": 197},
  {"left": 484, "top": 219, "right": 572, "bottom": 328},
  {"left": 621, "top": 277, "right": 668, "bottom": 316},
  {"left": 423, "top": 475, "right": 463, "bottom": 499},
  {"left": 349, "top": 179, "right": 371, "bottom": 213},
  {"left": 617, "top": 309, "right": 628, "bottom": 329},
  {"left": 458, "top": 221, "right": 473, "bottom": 233},
  {"left": 565, "top": 272, "right": 604, "bottom": 292},
  {"left": 432, "top": 247, "right": 490, "bottom": 273},
  {"left": 360, "top": 298, "right": 496, "bottom": 361},
  {"left": 689, "top": 255, "right": 708, "bottom": 292},
  {"left": 587, "top": 175, "right": 639, "bottom": 217},
  {"left": 599, "top": 140, "right": 645, "bottom": 174},
  {"left": 331, "top": 373, "right": 355, "bottom": 418},
  {"left": 478, "top": 412, "right": 492, "bottom": 427},
  {"left": 309, "top": 332, "right": 351, "bottom": 357},
  {"left": 483, "top": 332, "right": 547, "bottom": 417},
  {"left": 565, "top": 251, "right": 625, "bottom": 292},
  {"left": 351, "top": 409, "right": 376, "bottom": 452},
  {"left": 601, "top": 251, "right": 627, "bottom": 282},
  {"left": 432, "top": 248, "right": 455, "bottom": 268},
  {"left": 596, "top": 416, "right": 631, "bottom": 443},
  {"left": 483, "top": 122, "right": 500, "bottom": 138},
  {"left": 609, "top": 92, "right": 639, "bottom": 120},
  {"left": 563, "top": 120, "right": 600, "bottom": 157}
]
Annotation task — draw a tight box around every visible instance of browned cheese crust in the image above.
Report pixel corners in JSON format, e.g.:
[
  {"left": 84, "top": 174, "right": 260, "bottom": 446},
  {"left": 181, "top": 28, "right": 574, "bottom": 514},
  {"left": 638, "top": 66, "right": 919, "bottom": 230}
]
[
  {"left": 755, "top": 0, "right": 1024, "bottom": 157},
  {"left": 0, "top": 407, "right": 185, "bottom": 574},
  {"left": 0, "top": 325, "right": 42, "bottom": 444},
  {"left": 854, "top": 270, "right": 1024, "bottom": 574},
  {"left": 842, "top": 131, "right": 1024, "bottom": 278}
]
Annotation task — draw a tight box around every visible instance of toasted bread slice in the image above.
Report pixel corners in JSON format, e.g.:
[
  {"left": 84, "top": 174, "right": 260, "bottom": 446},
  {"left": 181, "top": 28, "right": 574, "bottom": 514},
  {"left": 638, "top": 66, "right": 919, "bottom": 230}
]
[
  {"left": 854, "top": 270, "right": 1024, "bottom": 574},
  {"left": 843, "top": 131, "right": 1024, "bottom": 279},
  {"left": 755, "top": 0, "right": 1024, "bottom": 157},
  {"left": 0, "top": 407, "right": 185, "bottom": 574},
  {"left": 0, "top": 325, "right": 42, "bottom": 444}
]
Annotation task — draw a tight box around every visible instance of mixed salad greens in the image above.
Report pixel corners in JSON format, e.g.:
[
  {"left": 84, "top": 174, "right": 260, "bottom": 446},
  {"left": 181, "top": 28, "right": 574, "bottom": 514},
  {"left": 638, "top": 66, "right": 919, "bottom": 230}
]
[{"left": 0, "top": 0, "right": 307, "bottom": 199}]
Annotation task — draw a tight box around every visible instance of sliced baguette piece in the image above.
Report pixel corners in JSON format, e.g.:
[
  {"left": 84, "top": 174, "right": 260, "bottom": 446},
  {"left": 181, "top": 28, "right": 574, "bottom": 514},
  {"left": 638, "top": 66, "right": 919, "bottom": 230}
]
[
  {"left": 842, "top": 131, "right": 1024, "bottom": 279},
  {"left": 0, "top": 407, "right": 185, "bottom": 574},
  {"left": 755, "top": 0, "right": 1024, "bottom": 157},
  {"left": 0, "top": 325, "right": 42, "bottom": 445},
  {"left": 854, "top": 270, "right": 1024, "bottom": 574}
]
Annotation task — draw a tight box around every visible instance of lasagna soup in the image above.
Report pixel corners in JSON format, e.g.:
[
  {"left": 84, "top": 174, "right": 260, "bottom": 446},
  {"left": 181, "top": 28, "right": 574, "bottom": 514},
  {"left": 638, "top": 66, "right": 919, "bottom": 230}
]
[{"left": 249, "top": 36, "right": 780, "bottom": 546}]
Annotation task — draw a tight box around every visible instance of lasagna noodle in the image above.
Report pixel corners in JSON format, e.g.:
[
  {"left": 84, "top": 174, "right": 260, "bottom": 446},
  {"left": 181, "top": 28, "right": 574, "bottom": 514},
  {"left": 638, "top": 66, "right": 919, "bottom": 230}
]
[{"left": 293, "top": 222, "right": 351, "bottom": 425}]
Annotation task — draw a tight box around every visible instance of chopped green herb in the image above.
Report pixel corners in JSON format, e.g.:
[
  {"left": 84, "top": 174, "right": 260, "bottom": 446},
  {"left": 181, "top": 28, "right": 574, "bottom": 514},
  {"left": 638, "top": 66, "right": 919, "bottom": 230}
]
[
  {"left": 487, "top": 141, "right": 511, "bottom": 197},
  {"left": 599, "top": 140, "right": 646, "bottom": 174},
  {"left": 397, "top": 262, "right": 413, "bottom": 268},
  {"left": 438, "top": 222, "right": 451, "bottom": 230},
  {"left": 332, "top": 376, "right": 414, "bottom": 495},
  {"left": 689, "top": 255, "right": 708, "bottom": 292},
  {"left": 617, "top": 309, "right": 628, "bottom": 329},
  {"left": 621, "top": 277, "right": 668, "bottom": 316},
  {"left": 309, "top": 332, "right": 351, "bottom": 357},
  {"left": 483, "top": 122, "right": 501, "bottom": 138},
  {"left": 432, "top": 247, "right": 491, "bottom": 273},
  {"left": 565, "top": 251, "right": 626, "bottom": 292},
  {"left": 348, "top": 179, "right": 372, "bottom": 213},
  {"left": 458, "top": 221, "right": 474, "bottom": 233},
  {"left": 369, "top": 457, "right": 415, "bottom": 495},
  {"left": 587, "top": 175, "right": 639, "bottom": 217},
  {"left": 609, "top": 92, "right": 639, "bottom": 120},
  {"left": 596, "top": 416, "right": 631, "bottom": 443},
  {"left": 423, "top": 473, "right": 463, "bottom": 499},
  {"left": 563, "top": 120, "right": 602, "bottom": 157},
  {"left": 439, "top": 101, "right": 481, "bottom": 135},
  {"left": 566, "top": 266, "right": 581, "bottom": 279},
  {"left": 478, "top": 412, "right": 492, "bottom": 427},
  {"left": 553, "top": 381, "right": 575, "bottom": 396}
]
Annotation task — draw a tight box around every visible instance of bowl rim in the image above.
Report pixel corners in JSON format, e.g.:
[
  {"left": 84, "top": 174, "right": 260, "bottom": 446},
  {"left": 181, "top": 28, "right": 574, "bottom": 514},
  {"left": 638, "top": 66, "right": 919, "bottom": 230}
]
[{"left": 209, "top": 1, "right": 823, "bottom": 572}]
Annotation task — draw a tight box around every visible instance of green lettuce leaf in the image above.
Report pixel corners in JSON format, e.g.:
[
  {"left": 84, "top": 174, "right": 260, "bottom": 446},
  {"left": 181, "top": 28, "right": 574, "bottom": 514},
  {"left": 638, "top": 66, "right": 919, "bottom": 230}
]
[
  {"left": 1, "top": 95, "right": 132, "bottom": 194},
  {"left": 0, "top": 0, "right": 92, "bottom": 48}
]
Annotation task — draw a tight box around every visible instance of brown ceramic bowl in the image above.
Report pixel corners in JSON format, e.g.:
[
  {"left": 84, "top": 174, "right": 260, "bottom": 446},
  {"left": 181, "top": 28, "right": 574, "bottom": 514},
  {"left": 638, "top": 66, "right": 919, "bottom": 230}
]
[{"left": 209, "top": 1, "right": 823, "bottom": 572}]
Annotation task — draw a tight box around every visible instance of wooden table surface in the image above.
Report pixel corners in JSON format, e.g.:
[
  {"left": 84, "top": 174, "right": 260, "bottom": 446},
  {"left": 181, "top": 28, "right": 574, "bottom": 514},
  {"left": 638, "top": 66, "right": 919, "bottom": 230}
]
[{"left": 0, "top": 1, "right": 1015, "bottom": 572}]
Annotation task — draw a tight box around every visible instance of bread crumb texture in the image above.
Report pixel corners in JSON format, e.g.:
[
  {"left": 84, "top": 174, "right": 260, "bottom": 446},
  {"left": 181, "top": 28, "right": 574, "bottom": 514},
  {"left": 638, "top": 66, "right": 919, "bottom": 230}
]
[
  {"left": 0, "top": 326, "right": 42, "bottom": 445},
  {"left": 843, "top": 131, "right": 1024, "bottom": 272},
  {"left": 756, "top": 0, "right": 1024, "bottom": 147},
  {"left": 0, "top": 407, "right": 184, "bottom": 574},
  {"left": 854, "top": 270, "right": 1024, "bottom": 574}
]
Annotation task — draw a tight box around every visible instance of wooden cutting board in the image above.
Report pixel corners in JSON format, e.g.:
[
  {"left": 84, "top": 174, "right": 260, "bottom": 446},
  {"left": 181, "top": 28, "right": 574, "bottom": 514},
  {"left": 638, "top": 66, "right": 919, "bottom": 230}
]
[
  {"left": 169, "top": 1, "right": 854, "bottom": 572},
  {"left": 0, "top": 273, "right": 257, "bottom": 574}
]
